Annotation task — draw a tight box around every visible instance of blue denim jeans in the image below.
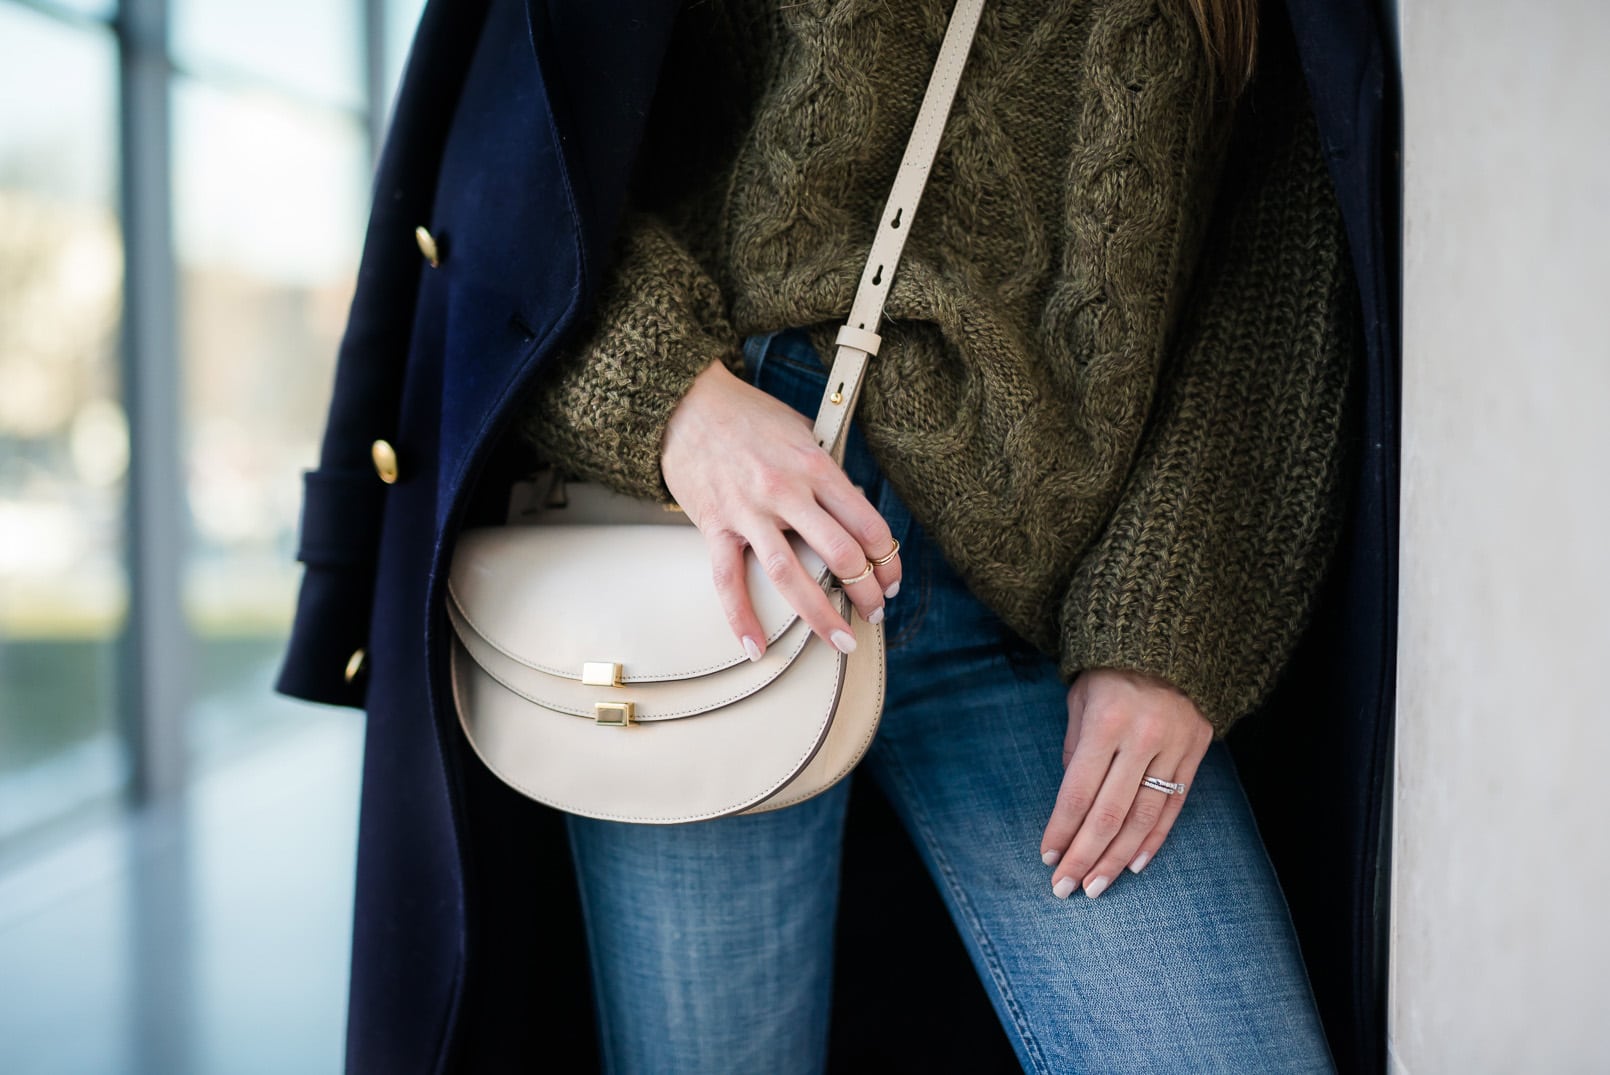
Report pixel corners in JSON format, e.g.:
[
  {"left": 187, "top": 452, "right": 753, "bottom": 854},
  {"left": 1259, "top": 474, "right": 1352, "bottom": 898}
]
[{"left": 564, "top": 327, "right": 1335, "bottom": 1074}]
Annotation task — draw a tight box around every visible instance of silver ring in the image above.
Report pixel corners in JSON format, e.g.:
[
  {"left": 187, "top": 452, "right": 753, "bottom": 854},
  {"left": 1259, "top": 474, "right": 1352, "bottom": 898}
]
[{"left": 1141, "top": 776, "right": 1186, "bottom": 796}]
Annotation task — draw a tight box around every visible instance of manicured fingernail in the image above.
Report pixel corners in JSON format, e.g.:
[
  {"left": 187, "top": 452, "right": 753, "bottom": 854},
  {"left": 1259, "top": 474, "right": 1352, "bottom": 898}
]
[
  {"left": 1127, "top": 851, "right": 1151, "bottom": 874},
  {"left": 1052, "top": 877, "right": 1076, "bottom": 899},
  {"left": 867, "top": 606, "right": 884, "bottom": 625},
  {"left": 742, "top": 636, "right": 762, "bottom": 662},
  {"left": 1041, "top": 849, "right": 1061, "bottom": 867},
  {"left": 884, "top": 580, "right": 901, "bottom": 599},
  {"left": 1084, "top": 875, "right": 1110, "bottom": 900},
  {"left": 830, "top": 630, "right": 857, "bottom": 654}
]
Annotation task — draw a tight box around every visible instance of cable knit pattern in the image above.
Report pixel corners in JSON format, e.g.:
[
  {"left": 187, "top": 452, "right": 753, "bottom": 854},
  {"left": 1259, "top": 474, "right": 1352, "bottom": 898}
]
[{"left": 510, "top": 0, "right": 1358, "bottom": 734}]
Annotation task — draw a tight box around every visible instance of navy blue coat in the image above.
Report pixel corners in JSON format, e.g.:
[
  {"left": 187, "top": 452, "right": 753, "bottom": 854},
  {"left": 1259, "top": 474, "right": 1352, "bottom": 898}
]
[{"left": 274, "top": 1, "right": 1398, "bottom": 1070}]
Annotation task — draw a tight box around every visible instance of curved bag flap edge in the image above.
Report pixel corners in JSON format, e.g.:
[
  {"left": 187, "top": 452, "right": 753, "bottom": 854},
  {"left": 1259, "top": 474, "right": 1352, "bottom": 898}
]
[
  {"left": 446, "top": 633, "right": 848, "bottom": 824},
  {"left": 444, "top": 592, "right": 823, "bottom": 721},
  {"left": 446, "top": 525, "right": 834, "bottom": 683}
]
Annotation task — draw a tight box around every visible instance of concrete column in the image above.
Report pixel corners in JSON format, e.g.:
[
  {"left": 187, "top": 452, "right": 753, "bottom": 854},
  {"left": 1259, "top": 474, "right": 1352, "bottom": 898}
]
[{"left": 1392, "top": 1, "right": 1610, "bottom": 1071}]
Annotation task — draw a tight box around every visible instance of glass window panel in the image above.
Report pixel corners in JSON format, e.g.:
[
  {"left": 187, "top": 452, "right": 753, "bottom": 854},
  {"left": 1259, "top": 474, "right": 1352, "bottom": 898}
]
[
  {"left": 31, "top": 0, "right": 117, "bottom": 20},
  {"left": 384, "top": 0, "right": 428, "bottom": 106},
  {"left": 171, "top": 78, "right": 368, "bottom": 764},
  {"left": 0, "top": 5, "right": 127, "bottom": 842},
  {"left": 171, "top": 0, "right": 364, "bottom": 110}
]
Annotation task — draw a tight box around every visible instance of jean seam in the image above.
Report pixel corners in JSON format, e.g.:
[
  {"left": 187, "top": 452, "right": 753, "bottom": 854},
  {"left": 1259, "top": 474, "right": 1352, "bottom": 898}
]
[
  {"left": 1220, "top": 756, "right": 1337, "bottom": 1068},
  {"left": 742, "top": 329, "right": 779, "bottom": 374},
  {"left": 874, "top": 742, "right": 1054, "bottom": 1074}
]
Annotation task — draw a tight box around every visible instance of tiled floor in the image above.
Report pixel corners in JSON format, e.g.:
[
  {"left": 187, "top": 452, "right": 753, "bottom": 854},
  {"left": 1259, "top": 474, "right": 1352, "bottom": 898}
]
[{"left": 0, "top": 715, "right": 363, "bottom": 1074}]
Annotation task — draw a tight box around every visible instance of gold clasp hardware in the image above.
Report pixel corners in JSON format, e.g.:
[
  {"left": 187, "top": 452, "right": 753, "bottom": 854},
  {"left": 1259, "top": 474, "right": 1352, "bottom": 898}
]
[
  {"left": 584, "top": 662, "right": 631, "bottom": 725},
  {"left": 594, "top": 701, "right": 634, "bottom": 727},
  {"left": 582, "top": 661, "right": 622, "bottom": 687}
]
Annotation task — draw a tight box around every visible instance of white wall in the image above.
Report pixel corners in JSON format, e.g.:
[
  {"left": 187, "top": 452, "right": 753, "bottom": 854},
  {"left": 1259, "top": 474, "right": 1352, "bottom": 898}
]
[{"left": 1393, "top": 2, "right": 1610, "bottom": 1072}]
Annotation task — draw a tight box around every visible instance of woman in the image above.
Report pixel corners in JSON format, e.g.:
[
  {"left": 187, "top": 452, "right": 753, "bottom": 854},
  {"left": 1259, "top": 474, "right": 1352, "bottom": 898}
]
[
  {"left": 504, "top": 0, "right": 1359, "bottom": 1070},
  {"left": 275, "top": 0, "right": 1398, "bottom": 1068}
]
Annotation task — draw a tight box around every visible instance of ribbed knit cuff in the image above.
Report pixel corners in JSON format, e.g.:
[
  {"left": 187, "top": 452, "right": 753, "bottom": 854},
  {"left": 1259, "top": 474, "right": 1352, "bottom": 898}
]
[
  {"left": 1058, "top": 573, "right": 1256, "bottom": 739},
  {"left": 513, "top": 214, "right": 744, "bottom": 503}
]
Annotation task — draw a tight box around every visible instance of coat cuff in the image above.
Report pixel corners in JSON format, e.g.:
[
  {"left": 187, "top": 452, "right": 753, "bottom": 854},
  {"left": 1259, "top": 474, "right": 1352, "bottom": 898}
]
[
  {"left": 274, "top": 562, "right": 375, "bottom": 709},
  {"left": 274, "top": 466, "right": 384, "bottom": 709}
]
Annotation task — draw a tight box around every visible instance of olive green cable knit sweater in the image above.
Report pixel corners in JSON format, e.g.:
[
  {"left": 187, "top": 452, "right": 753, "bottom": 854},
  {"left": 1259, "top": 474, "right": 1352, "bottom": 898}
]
[{"left": 510, "top": 0, "right": 1358, "bottom": 735}]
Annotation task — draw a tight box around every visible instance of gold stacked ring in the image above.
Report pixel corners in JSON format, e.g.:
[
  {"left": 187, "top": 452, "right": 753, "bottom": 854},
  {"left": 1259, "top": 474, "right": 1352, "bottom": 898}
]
[
  {"left": 837, "top": 561, "right": 878, "bottom": 586},
  {"left": 869, "top": 538, "right": 901, "bottom": 566}
]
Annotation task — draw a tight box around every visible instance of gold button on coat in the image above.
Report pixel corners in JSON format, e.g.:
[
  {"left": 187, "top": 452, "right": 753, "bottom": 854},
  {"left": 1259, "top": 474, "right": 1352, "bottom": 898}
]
[
  {"left": 415, "top": 225, "right": 441, "bottom": 267},
  {"left": 344, "top": 648, "right": 367, "bottom": 683},
  {"left": 371, "top": 439, "right": 399, "bottom": 484}
]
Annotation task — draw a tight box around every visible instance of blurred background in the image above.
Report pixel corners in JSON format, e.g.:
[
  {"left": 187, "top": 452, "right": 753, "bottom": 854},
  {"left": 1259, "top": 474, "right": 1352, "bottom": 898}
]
[{"left": 0, "top": 0, "right": 423, "bottom": 1070}]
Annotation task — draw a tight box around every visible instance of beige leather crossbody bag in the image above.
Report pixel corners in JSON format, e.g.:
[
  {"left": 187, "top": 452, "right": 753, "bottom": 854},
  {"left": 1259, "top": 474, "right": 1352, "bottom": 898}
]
[{"left": 444, "top": 0, "right": 985, "bottom": 824}]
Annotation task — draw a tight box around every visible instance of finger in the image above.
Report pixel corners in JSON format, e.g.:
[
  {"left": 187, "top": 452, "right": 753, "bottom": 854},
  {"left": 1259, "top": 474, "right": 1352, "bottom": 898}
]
[
  {"left": 745, "top": 522, "right": 858, "bottom": 653},
  {"left": 1127, "top": 749, "right": 1206, "bottom": 875},
  {"left": 707, "top": 527, "right": 767, "bottom": 661},
  {"left": 1079, "top": 753, "right": 1185, "bottom": 897},
  {"left": 1039, "top": 712, "right": 1117, "bottom": 870},
  {"left": 814, "top": 474, "right": 903, "bottom": 598},
  {"left": 786, "top": 502, "right": 887, "bottom": 624},
  {"left": 1050, "top": 746, "right": 1152, "bottom": 898}
]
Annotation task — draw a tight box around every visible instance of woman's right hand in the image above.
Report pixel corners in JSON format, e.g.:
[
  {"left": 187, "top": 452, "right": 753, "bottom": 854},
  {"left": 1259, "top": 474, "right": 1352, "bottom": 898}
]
[{"left": 660, "top": 357, "right": 902, "bottom": 660}]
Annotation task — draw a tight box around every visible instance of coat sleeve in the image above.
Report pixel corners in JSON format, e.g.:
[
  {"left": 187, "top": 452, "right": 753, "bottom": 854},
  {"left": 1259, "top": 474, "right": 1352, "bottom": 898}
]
[{"left": 1056, "top": 73, "right": 1362, "bottom": 736}]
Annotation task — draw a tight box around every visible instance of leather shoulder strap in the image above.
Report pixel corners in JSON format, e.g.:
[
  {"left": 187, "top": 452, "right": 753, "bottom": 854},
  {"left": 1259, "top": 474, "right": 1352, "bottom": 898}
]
[{"left": 811, "top": 0, "right": 986, "bottom": 465}]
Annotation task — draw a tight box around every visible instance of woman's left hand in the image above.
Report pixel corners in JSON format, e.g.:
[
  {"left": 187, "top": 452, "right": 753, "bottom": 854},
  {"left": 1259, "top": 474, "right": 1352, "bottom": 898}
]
[{"left": 1039, "top": 668, "right": 1214, "bottom": 899}]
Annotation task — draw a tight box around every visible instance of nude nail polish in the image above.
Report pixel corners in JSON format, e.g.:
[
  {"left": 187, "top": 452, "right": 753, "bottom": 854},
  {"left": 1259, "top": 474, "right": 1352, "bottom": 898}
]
[
  {"left": 742, "top": 636, "right": 762, "bottom": 662},
  {"left": 1127, "top": 850, "right": 1152, "bottom": 874},
  {"left": 830, "top": 630, "right": 857, "bottom": 654},
  {"left": 867, "top": 606, "right": 885, "bottom": 625},
  {"left": 1084, "top": 875, "right": 1110, "bottom": 900},
  {"left": 1052, "top": 877, "right": 1076, "bottom": 900},
  {"left": 884, "top": 580, "right": 901, "bottom": 599},
  {"left": 1041, "top": 849, "right": 1061, "bottom": 867}
]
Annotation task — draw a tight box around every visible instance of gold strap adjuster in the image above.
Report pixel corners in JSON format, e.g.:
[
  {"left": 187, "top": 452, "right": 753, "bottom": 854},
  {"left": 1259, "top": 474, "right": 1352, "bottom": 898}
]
[
  {"left": 594, "top": 701, "right": 634, "bottom": 727},
  {"left": 582, "top": 661, "right": 623, "bottom": 686}
]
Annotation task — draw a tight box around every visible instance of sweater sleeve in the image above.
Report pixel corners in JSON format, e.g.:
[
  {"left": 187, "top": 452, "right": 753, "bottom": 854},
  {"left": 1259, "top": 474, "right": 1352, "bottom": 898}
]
[
  {"left": 1056, "top": 78, "right": 1361, "bottom": 736},
  {"left": 508, "top": 0, "right": 763, "bottom": 503},
  {"left": 510, "top": 212, "right": 745, "bottom": 503}
]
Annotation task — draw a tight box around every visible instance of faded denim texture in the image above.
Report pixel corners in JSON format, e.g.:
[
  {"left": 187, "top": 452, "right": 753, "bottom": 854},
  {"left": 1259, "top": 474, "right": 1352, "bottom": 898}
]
[{"left": 563, "top": 328, "right": 1335, "bottom": 1075}]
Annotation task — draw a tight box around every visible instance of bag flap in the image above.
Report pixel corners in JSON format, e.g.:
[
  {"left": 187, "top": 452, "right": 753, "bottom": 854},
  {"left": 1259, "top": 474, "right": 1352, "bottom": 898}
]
[
  {"left": 445, "top": 595, "right": 824, "bottom": 721},
  {"left": 446, "top": 524, "right": 831, "bottom": 683}
]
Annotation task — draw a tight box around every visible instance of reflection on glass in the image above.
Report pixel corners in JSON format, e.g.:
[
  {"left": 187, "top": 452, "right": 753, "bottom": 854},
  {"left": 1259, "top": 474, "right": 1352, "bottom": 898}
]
[
  {"left": 171, "top": 78, "right": 367, "bottom": 762},
  {"left": 171, "top": 0, "right": 364, "bottom": 109},
  {"left": 0, "top": 5, "right": 126, "bottom": 841}
]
